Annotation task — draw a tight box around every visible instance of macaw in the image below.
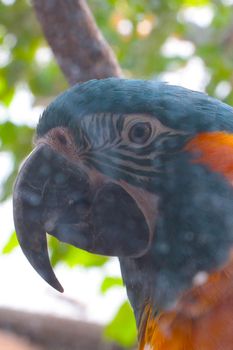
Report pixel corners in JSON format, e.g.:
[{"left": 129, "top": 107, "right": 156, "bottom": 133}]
[{"left": 13, "top": 78, "right": 233, "bottom": 349}]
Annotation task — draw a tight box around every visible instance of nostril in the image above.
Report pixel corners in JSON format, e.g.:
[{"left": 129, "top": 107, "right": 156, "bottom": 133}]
[{"left": 57, "top": 133, "right": 68, "bottom": 146}]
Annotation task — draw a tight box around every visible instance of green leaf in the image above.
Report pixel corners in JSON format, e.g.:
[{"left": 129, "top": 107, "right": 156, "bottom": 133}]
[
  {"left": 49, "top": 236, "right": 109, "bottom": 268},
  {"left": 100, "top": 276, "right": 123, "bottom": 294},
  {"left": 65, "top": 246, "right": 109, "bottom": 268},
  {"left": 2, "top": 231, "right": 18, "bottom": 254},
  {"left": 104, "top": 301, "right": 137, "bottom": 347}
]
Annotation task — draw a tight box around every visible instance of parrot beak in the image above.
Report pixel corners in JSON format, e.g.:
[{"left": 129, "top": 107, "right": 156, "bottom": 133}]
[{"left": 13, "top": 144, "right": 151, "bottom": 292}]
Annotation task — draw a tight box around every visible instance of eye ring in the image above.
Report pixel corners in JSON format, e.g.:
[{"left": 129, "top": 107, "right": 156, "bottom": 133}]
[{"left": 128, "top": 122, "right": 152, "bottom": 145}]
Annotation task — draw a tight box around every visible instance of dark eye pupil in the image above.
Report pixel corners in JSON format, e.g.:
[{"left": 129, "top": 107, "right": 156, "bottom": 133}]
[{"left": 129, "top": 122, "right": 152, "bottom": 144}]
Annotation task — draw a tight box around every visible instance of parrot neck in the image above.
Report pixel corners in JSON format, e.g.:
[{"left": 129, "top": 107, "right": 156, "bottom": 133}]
[{"left": 137, "top": 257, "right": 233, "bottom": 350}]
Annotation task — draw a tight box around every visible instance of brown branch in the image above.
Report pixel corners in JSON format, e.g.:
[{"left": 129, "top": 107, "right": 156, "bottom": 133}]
[
  {"left": 0, "top": 308, "right": 132, "bottom": 350},
  {"left": 32, "top": 0, "right": 122, "bottom": 85},
  {"left": 0, "top": 331, "right": 40, "bottom": 350}
]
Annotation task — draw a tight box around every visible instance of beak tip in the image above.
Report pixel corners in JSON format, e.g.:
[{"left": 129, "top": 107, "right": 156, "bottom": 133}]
[
  {"left": 39, "top": 266, "right": 64, "bottom": 293},
  {"left": 39, "top": 268, "right": 64, "bottom": 293},
  {"left": 56, "top": 284, "right": 64, "bottom": 293}
]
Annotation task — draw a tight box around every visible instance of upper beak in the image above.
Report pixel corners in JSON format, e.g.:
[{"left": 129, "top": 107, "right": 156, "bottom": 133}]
[
  {"left": 13, "top": 145, "right": 64, "bottom": 292},
  {"left": 13, "top": 143, "right": 91, "bottom": 292}
]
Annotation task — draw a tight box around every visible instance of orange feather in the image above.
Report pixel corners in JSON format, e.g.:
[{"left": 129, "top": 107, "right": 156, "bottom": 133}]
[{"left": 185, "top": 131, "right": 233, "bottom": 183}]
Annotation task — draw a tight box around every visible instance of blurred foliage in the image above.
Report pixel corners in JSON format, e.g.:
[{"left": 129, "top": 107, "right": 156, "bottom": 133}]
[
  {"left": 49, "top": 236, "right": 108, "bottom": 268},
  {"left": 0, "top": 121, "right": 33, "bottom": 201},
  {"left": 100, "top": 276, "right": 123, "bottom": 294},
  {"left": 1, "top": 0, "right": 233, "bottom": 347},
  {"left": 104, "top": 301, "right": 137, "bottom": 347},
  {"left": 2, "top": 230, "right": 17, "bottom": 254}
]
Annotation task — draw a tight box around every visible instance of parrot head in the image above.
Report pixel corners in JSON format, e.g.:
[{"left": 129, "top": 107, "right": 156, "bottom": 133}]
[{"left": 13, "top": 78, "right": 233, "bottom": 325}]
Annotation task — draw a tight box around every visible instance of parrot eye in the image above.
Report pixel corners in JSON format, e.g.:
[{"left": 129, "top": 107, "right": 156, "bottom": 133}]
[{"left": 128, "top": 122, "right": 152, "bottom": 145}]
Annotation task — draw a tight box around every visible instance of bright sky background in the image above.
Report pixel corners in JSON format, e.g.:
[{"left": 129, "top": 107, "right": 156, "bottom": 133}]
[{"left": 0, "top": 4, "right": 232, "bottom": 325}]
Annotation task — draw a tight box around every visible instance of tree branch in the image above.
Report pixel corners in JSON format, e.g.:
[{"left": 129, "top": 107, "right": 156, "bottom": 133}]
[
  {"left": 0, "top": 331, "right": 40, "bottom": 350},
  {"left": 0, "top": 308, "right": 132, "bottom": 350},
  {"left": 32, "top": 0, "right": 122, "bottom": 85}
]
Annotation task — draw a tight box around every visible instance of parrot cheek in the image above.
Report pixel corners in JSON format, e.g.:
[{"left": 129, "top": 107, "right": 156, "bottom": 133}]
[{"left": 88, "top": 183, "right": 151, "bottom": 257}]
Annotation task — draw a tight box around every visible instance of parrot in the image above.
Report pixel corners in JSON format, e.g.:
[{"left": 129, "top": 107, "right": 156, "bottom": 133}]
[{"left": 13, "top": 78, "right": 233, "bottom": 350}]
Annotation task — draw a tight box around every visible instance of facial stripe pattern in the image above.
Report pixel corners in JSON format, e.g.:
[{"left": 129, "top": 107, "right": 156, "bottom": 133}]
[{"left": 74, "top": 113, "right": 189, "bottom": 187}]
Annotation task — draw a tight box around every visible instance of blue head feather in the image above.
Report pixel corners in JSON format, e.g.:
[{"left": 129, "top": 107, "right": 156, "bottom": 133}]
[{"left": 37, "top": 78, "right": 233, "bottom": 136}]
